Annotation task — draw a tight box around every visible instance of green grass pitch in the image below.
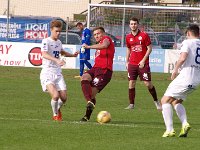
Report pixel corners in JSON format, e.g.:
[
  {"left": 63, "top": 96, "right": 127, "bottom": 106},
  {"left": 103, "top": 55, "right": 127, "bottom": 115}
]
[{"left": 0, "top": 66, "right": 200, "bottom": 150}]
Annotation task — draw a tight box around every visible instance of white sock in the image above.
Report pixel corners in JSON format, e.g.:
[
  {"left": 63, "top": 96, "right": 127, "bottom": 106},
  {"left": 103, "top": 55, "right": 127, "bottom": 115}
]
[
  {"left": 51, "top": 99, "right": 58, "bottom": 116},
  {"left": 162, "top": 103, "right": 174, "bottom": 132},
  {"left": 57, "top": 98, "right": 64, "bottom": 110},
  {"left": 174, "top": 103, "right": 187, "bottom": 126}
]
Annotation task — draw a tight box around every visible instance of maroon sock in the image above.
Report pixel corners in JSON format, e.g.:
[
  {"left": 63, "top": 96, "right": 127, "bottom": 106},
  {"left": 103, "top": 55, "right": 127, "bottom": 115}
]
[
  {"left": 148, "top": 86, "right": 158, "bottom": 101},
  {"left": 129, "top": 88, "right": 135, "bottom": 104},
  {"left": 81, "top": 80, "right": 92, "bottom": 102},
  {"left": 85, "top": 98, "right": 96, "bottom": 119}
]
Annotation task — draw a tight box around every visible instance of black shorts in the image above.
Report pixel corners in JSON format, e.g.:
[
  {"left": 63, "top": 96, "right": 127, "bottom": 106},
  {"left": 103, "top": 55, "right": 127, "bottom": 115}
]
[
  {"left": 85, "top": 67, "right": 113, "bottom": 92},
  {"left": 128, "top": 64, "right": 151, "bottom": 81}
]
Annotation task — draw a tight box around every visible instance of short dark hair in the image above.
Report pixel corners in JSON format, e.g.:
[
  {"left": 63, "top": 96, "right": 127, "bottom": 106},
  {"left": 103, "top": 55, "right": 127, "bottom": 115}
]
[
  {"left": 129, "top": 17, "right": 139, "bottom": 24},
  {"left": 50, "top": 20, "right": 62, "bottom": 29},
  {"left": 93, "top": 26, "right": 105, "bottom": 33},
  {"left": 186, "top": 24, "right": 199, "bottom": 37},
  {"left": 76, "top": 22, "right": 83, "bottom": 27}
]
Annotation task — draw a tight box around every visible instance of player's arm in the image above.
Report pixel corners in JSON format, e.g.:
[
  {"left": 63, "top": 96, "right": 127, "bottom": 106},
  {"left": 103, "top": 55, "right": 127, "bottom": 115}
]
[
  {"left": 42, "top": 51, "right": 65, "bottom": 66},
  {"left": 139, "top": 44, "right": 152, "bottom": 68},
  {"left": 126, "top": 47, "right": 131, "bottom": 70},
  {"left": 171, "top": 52, "right": 188, "bottom": 80},
  {"left": 83, "top": 38, "right": 110, "bottom": 50},
  {"left": 41, "top": 39, "right": 65, "bottom": 66},
  {"left": 60, "top": 50, "right": 78, "bottom": 57}
]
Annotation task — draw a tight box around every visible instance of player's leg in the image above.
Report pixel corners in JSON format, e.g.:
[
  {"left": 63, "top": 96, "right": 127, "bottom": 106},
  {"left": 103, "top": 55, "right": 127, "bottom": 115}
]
[
  {"left": 139, "top": 65, "right": 161, "bottom": 110},
  {"left": 80, "top": 68, "right": 112, "bottom": 121},
  {"left": 143, "top": 81, "right": 161, "bottom": 110},
  {"left": 80, "top": 69, "right": 97, "bottom": 121},
  {"left": 81, "top": 88, "right": 98, "bottom": 121},
  {"left": 84, "top": 60, "right": 92, "bottom": 69},
  {"left": 172, "top": 100, "right": 191, "bottom": 137},
  {"left": 125, "top": 80, "right": 136, "bottom": 109},
  {"left": 57, "top": 90, "right": 67, "bottom": 120},
  {"left": 46, "top": 84, "right": 60, "bottom": 120},
  {"left": 80, "top": 59, "right": 85, "bottom": 76},
  {"left": 161, "top": 96, "right": 176, "bottom": 137},
  {"left": 56, "top": 74, "right": 67, "bottom": 120},
  {"left": 125, "top": 64, "right": 138, "bottom": 109},
  {"left": 81, "top": 72, "right": 93, "bottom": 102}
]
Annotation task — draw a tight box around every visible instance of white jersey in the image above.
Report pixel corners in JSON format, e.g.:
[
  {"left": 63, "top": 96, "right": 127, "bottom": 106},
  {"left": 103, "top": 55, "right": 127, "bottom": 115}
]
[
  {"left": 41, "top": 37, "right": 63, "bottom": 74},
  {"left": 164, "top": 38, "right": 200, "bottom": 100},
  {"left": 179, "top": 38, "right": 200, "bottom": 84}
]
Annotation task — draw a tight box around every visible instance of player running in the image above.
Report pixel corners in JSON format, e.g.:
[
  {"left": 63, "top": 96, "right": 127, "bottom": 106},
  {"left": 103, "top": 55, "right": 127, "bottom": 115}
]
[
  {"left": 40, "top": 20, "right": 78, "bottom": 121},
  {"left": 161, "top": 24, "right": 200, "bottom": 137}
]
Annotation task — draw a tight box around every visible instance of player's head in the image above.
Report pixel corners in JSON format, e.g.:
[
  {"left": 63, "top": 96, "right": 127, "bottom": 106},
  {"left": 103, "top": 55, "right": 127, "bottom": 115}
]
[
  {"left": 129, "top": 17, "right": 139, "bottom": 32},
  {"left": 186, "top": 24, "right": 199, "bottom": 38},
  {"left": 92, "top": 27, "right": 105, "bottom": 43},
  {"left": 76, "top": 22, "right": 84, "bottom": 31},
  {"left": 50, "top": 20, "right": 63, "bottom": 40}
]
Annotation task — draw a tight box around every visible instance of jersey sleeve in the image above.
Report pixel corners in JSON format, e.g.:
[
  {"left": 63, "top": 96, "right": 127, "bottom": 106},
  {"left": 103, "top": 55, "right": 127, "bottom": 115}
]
[
  {"left": 180, "top": 40, "right": 189, "bottom": 53},
  {"left": 41, "top": 38, "right": 48, "bottom": 52}
]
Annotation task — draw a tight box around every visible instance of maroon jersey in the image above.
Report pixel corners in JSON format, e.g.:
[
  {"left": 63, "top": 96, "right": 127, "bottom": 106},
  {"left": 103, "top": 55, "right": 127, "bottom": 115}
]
[
  {"left": 93, "top": 35, "right": 115, "bottom": 70},
  {"left": 126, "top": 30, "right": 151, "bottom": 65}
]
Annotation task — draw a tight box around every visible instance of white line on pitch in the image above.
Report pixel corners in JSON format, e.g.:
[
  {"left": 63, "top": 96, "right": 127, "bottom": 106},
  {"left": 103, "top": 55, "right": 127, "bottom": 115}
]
[{"left": 0, "top": 117, "right": 200, "bottom": 132}]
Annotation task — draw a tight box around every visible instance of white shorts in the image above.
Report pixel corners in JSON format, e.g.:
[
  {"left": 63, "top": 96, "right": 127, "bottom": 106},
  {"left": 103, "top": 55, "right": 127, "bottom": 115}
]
[
  {"left": 40, "top": 71, "right": 67, "bottom": 92},
  {"left": 164, "top": 75, "right": 197, "bottom": 100}
]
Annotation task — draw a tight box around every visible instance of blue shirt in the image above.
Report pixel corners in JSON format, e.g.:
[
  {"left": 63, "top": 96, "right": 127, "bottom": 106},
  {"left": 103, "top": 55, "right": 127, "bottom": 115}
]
[{"left": 80, "top": 28, "right": 91, "bottom": 60}]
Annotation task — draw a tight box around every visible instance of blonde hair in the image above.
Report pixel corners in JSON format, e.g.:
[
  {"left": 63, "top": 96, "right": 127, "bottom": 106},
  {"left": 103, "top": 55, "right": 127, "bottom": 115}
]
[{"left": 50, "top": 20, "right": 63, "bottom": 29}]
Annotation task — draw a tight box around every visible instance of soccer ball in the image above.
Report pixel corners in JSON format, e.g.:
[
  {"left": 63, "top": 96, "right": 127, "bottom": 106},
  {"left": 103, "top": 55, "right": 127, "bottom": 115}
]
[{"left": 97, "top": 111, "right": 111, "bottom": 124}]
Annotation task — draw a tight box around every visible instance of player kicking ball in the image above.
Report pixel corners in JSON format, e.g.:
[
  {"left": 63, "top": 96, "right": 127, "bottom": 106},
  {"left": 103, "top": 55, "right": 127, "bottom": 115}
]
[
  {"left": 79, "top": 27, "right": 115, "bottom": 121},
  {"left": 161, "top": 24, "right": 200, "bottom": 137},
  {"left": 40, "top": 20, "right": 78, "bottom": 121}
]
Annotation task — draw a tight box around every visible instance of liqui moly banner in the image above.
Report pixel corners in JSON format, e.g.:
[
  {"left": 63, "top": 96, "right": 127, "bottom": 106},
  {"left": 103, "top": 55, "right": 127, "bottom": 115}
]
[{"left": 0, "top": 16, "right": 54, "bottom": 43}]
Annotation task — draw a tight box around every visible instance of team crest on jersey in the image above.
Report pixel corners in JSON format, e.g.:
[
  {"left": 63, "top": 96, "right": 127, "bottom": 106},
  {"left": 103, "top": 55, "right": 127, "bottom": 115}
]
[
  {"left": 138, "top": 36, "right": 142, "bottom": 40},
  {"left": 95, "top": 50, "right": 100, "bottom": 58}
]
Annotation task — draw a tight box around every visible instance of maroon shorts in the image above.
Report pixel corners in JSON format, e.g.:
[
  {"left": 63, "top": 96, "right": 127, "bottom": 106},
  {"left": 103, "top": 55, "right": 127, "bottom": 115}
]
[
  {"left": 128, "top": 64, "right": 151, "bottom": 81},
  {"left": 85, "top": 67, "right": 113, "bottom": 92}
]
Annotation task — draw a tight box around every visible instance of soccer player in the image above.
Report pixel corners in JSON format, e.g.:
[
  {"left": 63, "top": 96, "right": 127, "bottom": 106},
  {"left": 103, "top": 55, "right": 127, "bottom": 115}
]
[
  {"left": 161, "top": 24, "right": 200, "bottom": 137},
  {"left": 125, "top": 17, "right": 161, "bottom": 110},
  {"left": 80, "top": 27, "right": 115, "bottom": 121},
  {"left": 75, "top": 22, "right": 92, "bottom": 78},
  {"left": 40, "top": 20, "right": 78, "bottom": 121}
]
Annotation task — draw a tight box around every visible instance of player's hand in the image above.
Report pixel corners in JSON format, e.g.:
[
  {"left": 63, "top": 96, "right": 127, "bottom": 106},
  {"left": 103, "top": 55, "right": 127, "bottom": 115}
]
[
  {"left": 138, "top": 61, "right": 145, "bottom": 69},
  {"left": 73, "top": 51, "right": 79, "bottom": 57},
  {"left": 82, "top": 43, "right": 89, "bottom": 49},
  {"left": 171, "top": 71, "right": 178, "bottom": 80},
  {"left": 56, "top": 59, "right": 66, "bottom": 66},
  {"left": 76, "top": 50, "right": 80, "bottom": 54}
]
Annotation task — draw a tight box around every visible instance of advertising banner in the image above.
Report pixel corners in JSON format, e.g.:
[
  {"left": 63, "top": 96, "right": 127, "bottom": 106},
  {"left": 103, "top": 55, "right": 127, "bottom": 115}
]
[
  {"left": 0, "top": 41, "right": 180, "bottom": 73},
  {"left": 0, "top": 42, "right": 77, "bottom": 68},
  {"left": 149, "top": 49, "right": 165, "bottom": 73},
  {"left": 164, "top": 49, "right": 180, "bottom": 73},
  {"left": 0, "top": 16, "right": 52, "bottom": 43}
]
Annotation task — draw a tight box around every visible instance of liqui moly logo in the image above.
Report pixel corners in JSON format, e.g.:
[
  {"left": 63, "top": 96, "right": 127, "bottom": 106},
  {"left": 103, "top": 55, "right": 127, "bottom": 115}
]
[{"left": 24, "top": 23, "right": 48, "bottom": 40}]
